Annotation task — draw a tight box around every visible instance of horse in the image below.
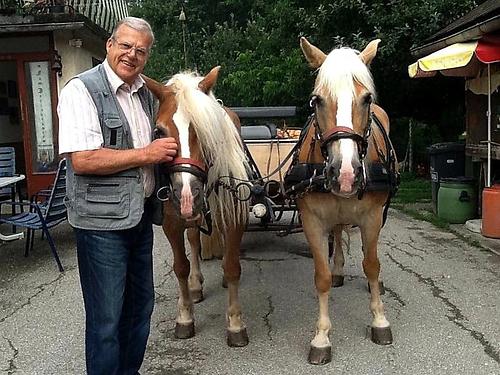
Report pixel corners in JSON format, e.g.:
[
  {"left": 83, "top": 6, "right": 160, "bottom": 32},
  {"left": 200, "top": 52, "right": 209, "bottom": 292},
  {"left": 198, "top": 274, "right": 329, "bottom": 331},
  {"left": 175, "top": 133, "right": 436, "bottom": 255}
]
[
  {"left": 293, "top": 37, "right": 399, "bottom": 364},
  {"left": 143, "top": 66, "right": 251, "bottom": 347}
]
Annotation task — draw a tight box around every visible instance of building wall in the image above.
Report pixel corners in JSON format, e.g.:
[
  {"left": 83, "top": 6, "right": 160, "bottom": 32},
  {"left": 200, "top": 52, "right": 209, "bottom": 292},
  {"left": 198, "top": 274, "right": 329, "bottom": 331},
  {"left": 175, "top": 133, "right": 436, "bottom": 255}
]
[{"left": 54, "top": 31, "right": 106, "bottom": 92}]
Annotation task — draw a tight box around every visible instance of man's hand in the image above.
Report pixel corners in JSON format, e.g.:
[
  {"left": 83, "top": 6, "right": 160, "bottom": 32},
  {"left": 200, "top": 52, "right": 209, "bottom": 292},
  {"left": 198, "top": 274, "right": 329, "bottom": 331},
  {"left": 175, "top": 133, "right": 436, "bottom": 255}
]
[{"left": 143, "top": 137, "right": 178, "bottom": 163}]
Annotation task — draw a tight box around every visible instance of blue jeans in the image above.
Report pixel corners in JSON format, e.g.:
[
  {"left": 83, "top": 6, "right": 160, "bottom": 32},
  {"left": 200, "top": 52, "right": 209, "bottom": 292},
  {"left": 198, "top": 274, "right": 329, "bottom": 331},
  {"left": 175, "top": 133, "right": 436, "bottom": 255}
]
[{"left": 74, "top": 213, "right": 154, "bottom": 375}]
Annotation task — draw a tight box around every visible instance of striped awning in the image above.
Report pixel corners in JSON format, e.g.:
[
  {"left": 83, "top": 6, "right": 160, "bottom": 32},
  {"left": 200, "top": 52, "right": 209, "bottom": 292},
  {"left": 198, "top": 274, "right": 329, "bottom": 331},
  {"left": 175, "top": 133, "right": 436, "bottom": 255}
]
[{"left": 408, "top": 34, "right": 500, "bottom": 78}]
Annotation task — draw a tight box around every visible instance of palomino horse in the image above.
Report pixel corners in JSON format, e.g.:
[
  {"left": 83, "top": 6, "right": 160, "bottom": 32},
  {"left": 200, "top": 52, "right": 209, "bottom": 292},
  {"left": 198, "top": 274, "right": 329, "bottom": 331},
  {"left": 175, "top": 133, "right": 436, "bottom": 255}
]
[
  {"left": 143, "top": 67, "right": 251, "bottom": 346},
  {"left": 296, "top": 37, "right": 398, "bottom": 364}
]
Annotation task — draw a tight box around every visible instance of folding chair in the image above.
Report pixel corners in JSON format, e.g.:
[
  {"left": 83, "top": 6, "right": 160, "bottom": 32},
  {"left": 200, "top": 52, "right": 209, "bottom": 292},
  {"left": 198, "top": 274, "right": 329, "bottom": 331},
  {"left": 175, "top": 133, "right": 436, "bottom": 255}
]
[{"left": 0, "top": 159, "right": 67, "bottom": 272}]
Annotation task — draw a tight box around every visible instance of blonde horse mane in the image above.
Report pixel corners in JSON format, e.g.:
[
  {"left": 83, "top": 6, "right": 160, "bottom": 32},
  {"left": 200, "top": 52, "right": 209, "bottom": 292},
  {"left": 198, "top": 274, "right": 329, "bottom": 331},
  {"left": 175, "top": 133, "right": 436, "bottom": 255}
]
[
  {"left": 314, "top": 47, "right": 376, "bottom": 101},
  {"left": 167, "top": 72, "right": 249, "bottom": 228}
]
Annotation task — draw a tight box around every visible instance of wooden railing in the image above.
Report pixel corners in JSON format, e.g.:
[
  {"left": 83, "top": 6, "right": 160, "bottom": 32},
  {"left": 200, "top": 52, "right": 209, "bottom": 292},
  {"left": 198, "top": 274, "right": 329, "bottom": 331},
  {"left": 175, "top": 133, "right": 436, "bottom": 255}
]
[
  {"left": 67, "top": 0, "right": 128, "bottom": 33},
  {"left": 0, "top": 0, "right": 128, "bottom": 33}
]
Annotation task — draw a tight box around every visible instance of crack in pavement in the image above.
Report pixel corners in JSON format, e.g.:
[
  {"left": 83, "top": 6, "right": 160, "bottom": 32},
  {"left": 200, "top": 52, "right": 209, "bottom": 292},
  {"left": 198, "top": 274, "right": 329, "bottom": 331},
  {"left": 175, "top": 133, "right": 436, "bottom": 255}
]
[
  {"left": 386, "top": 253, "right": 500, "bottom": 364},
  {"left": 241, "top": 256, "right": 302, "bottom": 262},
  {"left": 263, "top": 295, "right": 274, "bottom": 341},
  {"left": 0, "top": 273, "right": 65, "bottom": 324},
  {"left": 2, "top": 336, "right": 18, "bottom": 374},
  {"left": 385, "top": 242, "right": 425, "bottom": 261}
]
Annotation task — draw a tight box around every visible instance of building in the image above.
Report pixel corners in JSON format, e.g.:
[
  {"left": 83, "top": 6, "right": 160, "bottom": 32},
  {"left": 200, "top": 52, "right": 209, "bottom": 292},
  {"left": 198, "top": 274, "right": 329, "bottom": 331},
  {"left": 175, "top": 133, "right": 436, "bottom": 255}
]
[
  {"left": 409, "top": 0, "right": 500, "bottom": 188},
  {"left": 0, "top": 0, "right": 128, "bottom": 196}
]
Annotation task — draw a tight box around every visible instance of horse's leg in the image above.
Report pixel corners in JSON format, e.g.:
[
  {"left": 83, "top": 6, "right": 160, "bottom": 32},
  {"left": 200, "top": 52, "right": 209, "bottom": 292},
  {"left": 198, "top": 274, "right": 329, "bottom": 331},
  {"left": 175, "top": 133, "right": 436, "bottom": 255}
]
[
  {"left": 163, "top": 219, "right": 195, "bottom": 339},
  {"left": 187, "top": 227, "right": 204, "bottom": 303},
  {"left": 331, "top": 224, "right": 345, "bottom": 287},
  {"left": 222, "top": 224, "right": 248, "bottom": 347},
  {"left": 301, "top": 207, "right": 332, "bottom": 365},
  {"left": 359, "top": 214, "right": 392, "bottom": 345}
]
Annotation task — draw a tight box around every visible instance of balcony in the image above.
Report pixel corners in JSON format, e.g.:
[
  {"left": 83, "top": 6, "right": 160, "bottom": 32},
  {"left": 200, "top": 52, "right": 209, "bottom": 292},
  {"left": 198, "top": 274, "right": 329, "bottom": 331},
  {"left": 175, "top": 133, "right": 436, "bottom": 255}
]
[{"left": 0, "top": 0, "right": 128, "bottom": 34}]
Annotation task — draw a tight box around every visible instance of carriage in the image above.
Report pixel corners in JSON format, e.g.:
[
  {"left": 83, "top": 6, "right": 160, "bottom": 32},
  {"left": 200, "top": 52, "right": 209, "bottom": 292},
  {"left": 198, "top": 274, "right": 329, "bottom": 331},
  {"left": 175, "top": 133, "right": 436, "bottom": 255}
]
[{"left": 232, "top": 106, "right": 303, "bottom": 235}]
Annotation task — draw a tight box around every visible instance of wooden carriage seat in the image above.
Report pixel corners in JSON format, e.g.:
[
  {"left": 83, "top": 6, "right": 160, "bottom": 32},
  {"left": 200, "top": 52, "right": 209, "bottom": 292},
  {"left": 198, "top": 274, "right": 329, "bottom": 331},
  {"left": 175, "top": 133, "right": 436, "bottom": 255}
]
[{"left": 240, "top": 123, "right": 277, "bottom": 140}]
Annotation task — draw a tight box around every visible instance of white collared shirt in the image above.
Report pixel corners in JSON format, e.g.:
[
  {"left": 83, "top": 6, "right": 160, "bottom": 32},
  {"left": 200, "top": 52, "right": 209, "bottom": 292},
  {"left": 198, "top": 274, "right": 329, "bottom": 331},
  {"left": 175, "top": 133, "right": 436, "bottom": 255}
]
[{"left": 58, "top": 59, "right": 154, "bottom": 197}]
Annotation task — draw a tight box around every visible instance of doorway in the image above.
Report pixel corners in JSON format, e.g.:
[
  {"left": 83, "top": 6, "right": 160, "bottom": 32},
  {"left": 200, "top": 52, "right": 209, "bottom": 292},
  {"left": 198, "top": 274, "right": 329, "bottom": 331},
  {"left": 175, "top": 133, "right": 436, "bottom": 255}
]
[{"left": 0, "top": 55, "right": 59, "bottom": 198}]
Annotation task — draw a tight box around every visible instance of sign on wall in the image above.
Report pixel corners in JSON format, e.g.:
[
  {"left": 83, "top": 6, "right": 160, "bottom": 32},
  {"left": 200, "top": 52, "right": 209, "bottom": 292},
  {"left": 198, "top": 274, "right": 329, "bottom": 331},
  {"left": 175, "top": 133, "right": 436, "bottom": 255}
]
[{"left": 28, "top": 61, "right": 55, "bottom": 171}]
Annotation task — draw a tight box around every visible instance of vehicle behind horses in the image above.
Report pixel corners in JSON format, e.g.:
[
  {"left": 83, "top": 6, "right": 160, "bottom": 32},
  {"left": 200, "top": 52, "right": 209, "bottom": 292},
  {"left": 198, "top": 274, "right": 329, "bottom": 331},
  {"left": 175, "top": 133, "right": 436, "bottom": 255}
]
[
  {"left": 291, "top": 37, "right": 399, "bottom": 364},
  {"left": 144, "top": 67, "right": 251, "bottom": 347}
]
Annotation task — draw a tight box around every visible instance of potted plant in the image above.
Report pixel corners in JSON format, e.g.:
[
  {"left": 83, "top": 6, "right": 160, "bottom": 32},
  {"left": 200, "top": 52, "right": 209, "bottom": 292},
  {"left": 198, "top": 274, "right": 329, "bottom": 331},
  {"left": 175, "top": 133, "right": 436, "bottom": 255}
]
[{"left": 0, "top": 0, "right": 18, "bottom": 16}]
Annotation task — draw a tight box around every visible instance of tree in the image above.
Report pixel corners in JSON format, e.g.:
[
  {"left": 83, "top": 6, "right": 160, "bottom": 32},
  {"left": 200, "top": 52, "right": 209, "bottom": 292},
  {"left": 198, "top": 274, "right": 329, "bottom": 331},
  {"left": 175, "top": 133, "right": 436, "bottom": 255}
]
[{"left": 131, "top": 0, "right": 481, "bottom": 154}]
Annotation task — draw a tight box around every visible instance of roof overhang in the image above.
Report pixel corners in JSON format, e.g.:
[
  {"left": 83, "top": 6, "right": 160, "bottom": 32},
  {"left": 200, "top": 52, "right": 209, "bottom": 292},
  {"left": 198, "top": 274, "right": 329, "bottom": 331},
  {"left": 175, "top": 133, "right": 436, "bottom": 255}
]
[
  {"left": 0, "top": 15, "right": 109, "bottom": 42},
  {"left": 411, "top": 16, "right": 500, "bottom": 58}
]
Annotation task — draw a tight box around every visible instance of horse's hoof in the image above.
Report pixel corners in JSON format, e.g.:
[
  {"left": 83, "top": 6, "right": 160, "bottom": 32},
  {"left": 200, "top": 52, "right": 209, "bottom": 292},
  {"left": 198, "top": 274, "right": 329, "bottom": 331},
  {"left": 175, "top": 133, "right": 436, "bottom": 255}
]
[
  {"left": 222, "top": 277, "right": 228, "bottom": 289},
  {"left": 174, "top": 322, "right": 195, "bottom": 339},
  {"left": 367, "top": 281, "right": 385, "bottom": 295},
  {"left": 371, "top": 326, "right": 393, "bottom": 345},
  {"left": 227, "top": 328, "right": 249, "bottom": 347},
  {"left": 190, "top": 289, "right": 204, "bottom": 303},
  {"left": 308, "top": 345, "right": 332, "bottom": 365},
  {"left": 332, "top": 275, "right": 344, "bottom": 287}
]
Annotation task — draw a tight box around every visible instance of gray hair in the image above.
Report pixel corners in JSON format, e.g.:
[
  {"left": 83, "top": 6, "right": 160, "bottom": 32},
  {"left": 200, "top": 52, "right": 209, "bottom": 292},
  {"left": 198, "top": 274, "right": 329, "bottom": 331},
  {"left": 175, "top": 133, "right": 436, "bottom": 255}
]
[{"left": 111, "top": 16, "right": 155, "bottom": 48}]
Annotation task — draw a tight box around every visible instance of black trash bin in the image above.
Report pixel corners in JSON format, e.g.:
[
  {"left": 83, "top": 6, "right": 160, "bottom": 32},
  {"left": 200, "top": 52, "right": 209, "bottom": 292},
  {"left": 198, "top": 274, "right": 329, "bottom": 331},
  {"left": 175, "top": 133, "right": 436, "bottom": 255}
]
[{"left": 427, "top": 142, "right": 465, "bottom": 213}]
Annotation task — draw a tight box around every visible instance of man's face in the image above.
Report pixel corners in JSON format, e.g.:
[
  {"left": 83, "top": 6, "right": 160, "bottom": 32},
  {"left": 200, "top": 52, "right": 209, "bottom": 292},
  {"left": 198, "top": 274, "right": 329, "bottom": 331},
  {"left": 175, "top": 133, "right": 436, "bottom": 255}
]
[{"left": 106, "top": 25, "right": 152, "bottom": 85}]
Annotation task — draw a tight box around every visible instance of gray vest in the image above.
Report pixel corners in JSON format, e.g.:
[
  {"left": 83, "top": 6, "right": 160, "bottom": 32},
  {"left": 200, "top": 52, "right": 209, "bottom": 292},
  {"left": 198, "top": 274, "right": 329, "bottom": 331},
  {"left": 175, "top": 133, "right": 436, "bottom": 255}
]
[{"left": 65, "top": 64, "right": 159, "bottom": 230}]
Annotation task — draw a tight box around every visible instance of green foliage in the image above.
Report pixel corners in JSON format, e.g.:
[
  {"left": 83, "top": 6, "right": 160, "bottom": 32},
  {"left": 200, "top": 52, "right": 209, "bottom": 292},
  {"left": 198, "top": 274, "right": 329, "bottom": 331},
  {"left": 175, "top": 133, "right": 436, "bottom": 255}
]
[
  {"left": 392, "top": 172, "right": 451, "bottom": 229},
  {"left": 393, "top": 172, "right": 432, "bottom": 204},
  {"left": 130, "top": 0, "right": 479, "bottom": 137}
]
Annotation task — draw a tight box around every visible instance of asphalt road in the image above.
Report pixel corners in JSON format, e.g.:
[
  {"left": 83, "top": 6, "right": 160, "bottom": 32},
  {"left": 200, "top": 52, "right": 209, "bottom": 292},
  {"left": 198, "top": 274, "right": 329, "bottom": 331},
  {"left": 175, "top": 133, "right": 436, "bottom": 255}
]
[{"left": 1, "top": 209, "right": 499, "bottom": 374}]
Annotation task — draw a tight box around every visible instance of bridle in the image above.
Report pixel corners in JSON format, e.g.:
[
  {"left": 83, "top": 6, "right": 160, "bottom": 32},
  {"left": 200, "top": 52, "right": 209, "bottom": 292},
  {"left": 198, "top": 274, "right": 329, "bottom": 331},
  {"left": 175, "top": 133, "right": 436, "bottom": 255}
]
[
  {"left": 153, "top": 126, "right": 213, "bottom": 234},
  {"left": 165, "top": 157, "right": 208, "bottom": 182},
  {"left": 309, "top": 94, "right": 372, "bottom": 161},
  {"left": 309, "top": 94, "right": 373, "bottom": 197}
]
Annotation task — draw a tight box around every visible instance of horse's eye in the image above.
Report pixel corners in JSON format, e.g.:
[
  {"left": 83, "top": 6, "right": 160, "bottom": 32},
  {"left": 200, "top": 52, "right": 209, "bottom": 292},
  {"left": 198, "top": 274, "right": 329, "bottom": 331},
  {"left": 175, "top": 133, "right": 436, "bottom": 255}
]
[
  {"left": 310, "top": 95, "right": 323, "bottom": 108},
  {"left": 363, "top": 94, "right": 373, "bottom": 106},
  {"left": 154, "top": 127, "right": 165, "bottom": 139}
]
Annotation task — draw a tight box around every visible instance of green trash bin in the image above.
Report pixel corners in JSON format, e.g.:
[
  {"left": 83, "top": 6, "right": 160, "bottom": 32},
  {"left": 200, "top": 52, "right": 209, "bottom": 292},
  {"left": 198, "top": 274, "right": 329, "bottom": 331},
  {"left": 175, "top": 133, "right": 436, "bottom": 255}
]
[{"left": 437, "top": 177, "right": 477, "bottom": 223}]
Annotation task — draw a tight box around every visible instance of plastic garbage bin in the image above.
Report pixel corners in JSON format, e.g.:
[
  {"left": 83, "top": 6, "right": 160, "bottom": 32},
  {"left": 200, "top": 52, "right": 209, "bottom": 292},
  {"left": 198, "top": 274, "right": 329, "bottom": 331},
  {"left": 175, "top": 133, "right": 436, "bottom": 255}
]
[
  {"left": 428, "top": 142, "right": 465, "bottom": 213},
  {"left": 482, "top": 183, "right": 500, "bottom": 238},
  {"left": 437, "top": 177, "right": 477, "bottom": 223}
]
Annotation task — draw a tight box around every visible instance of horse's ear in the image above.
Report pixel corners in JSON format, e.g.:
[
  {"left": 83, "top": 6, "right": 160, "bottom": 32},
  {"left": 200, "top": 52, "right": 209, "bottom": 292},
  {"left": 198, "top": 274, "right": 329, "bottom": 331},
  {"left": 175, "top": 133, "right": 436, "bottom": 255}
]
[
  {"left": 142, "top": 74, "right": 165, "bottom": 99},
  {"left": 359, "top": 39, "right": 381, "bottom": 66},
  {"left": 300, "top": 37, "right": 326, "bottom": 69},
  {"left": 199, "top": 66, "right": 221, "bottom": 94}
]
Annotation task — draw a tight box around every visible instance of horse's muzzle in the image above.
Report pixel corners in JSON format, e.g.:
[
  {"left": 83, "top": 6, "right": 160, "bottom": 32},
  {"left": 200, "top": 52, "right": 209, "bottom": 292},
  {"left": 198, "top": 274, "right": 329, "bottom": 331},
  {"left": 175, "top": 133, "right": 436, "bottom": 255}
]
[{"left": 325, "top": 160, "right": 364, "bottom": 197}]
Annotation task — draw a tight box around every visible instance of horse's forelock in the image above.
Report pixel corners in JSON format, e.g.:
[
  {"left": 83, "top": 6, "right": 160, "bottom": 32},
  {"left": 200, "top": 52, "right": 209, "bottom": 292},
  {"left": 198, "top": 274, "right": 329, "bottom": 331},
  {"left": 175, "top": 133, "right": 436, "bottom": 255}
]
[{"left": 315, "top": 48, "right": 376, "bottom": 101}]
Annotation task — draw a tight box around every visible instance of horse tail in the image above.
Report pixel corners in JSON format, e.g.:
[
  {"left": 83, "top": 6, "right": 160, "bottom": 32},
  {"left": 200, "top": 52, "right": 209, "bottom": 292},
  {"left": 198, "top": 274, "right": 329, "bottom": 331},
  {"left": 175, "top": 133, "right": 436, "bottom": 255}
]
[{"left": 201, "top": 226, "right": 224, "bottom": 260}]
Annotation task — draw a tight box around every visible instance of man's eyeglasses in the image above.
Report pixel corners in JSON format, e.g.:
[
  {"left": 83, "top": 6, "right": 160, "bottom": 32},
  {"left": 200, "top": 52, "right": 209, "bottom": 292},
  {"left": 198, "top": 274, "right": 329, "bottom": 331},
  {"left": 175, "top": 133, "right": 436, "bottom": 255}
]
[{"left": 112, "top": 38, "right": 149, "bottom": 59}]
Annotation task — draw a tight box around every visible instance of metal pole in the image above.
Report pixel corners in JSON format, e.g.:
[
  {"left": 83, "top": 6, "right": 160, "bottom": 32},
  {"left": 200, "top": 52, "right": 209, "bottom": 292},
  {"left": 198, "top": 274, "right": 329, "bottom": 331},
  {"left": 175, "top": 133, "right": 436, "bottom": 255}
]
[
  {"left": 487, "top": 63, "right": 491, "bottom": 188},
  {"left": 179, "top": 8, "right": 187, "bottom": 69},
  {"left": 408, "top": 119, "right": 413, "bottom": 173}
]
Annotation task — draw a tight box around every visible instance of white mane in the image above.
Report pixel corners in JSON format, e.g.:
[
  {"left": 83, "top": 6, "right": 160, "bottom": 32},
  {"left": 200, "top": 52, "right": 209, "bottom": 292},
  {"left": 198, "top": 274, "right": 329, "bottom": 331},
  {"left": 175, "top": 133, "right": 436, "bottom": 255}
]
[
  {"left": 167, "top": 72, "right": 249, "bottom": 227},
  {"left": 315, "top": 47, "right": 376, "bottom": 100}
]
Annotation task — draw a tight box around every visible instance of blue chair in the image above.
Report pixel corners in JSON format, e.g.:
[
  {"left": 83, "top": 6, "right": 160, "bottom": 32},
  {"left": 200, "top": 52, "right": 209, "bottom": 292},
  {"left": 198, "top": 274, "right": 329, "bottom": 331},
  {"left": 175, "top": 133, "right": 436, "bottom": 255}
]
[
  {"left": 0, "top": 159, "right": 67, "bottom": 272},
  {"left": 0, "top": 146, "right": 17, "bottom": 203}
]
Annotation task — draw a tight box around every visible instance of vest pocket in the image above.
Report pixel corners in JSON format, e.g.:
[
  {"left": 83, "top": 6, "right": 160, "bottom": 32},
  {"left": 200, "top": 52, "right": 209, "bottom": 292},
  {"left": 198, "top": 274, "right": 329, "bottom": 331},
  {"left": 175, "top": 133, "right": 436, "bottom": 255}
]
[
  {"left": 104, "top": 117, "right": 123, "bottom": 148},
  {"left": 76, "top": 181, "right": 130, "bottom": 219}
]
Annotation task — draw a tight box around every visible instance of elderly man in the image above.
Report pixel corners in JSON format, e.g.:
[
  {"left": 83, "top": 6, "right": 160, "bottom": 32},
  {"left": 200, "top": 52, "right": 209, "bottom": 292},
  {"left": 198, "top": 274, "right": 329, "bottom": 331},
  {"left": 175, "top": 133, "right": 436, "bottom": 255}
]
[{"left": 58, "top": 17, "right": 177, "bottom": 374}]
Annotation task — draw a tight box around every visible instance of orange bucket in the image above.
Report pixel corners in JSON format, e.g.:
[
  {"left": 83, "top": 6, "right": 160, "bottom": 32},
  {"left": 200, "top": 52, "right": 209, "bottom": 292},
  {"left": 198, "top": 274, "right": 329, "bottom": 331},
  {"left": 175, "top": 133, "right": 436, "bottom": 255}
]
[{"left": 481, "top": 184, "right": 500, "bottom": 238}]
